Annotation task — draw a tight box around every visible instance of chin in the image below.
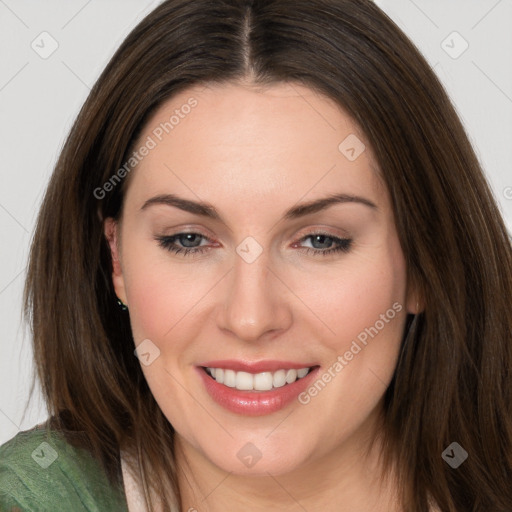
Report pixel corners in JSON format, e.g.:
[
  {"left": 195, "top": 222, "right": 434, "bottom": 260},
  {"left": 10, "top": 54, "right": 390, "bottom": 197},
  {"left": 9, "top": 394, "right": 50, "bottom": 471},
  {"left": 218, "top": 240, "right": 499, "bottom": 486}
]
[{"left": 194, "top": 432, "right": 316, "bottom": 477}]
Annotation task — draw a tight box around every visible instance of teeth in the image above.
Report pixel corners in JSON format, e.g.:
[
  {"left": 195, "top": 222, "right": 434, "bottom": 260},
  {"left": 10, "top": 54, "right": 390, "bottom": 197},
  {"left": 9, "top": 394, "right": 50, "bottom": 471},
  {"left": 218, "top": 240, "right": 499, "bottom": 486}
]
[
  {"left": 272, "top": 369, "right": 286, "bottom": 388},
  {"left": 205, "top": 367, "right": 311, "bottom": 391},
  {"left": 224, "top": 369, "right": 236, "bottom": 388},
  {"left": 236, "top": 371, "right": 254, "bottom": 390},
  {"left": 215, "top": 368, "right": 224, "bottom": 384},
  {"left": 285, "top": 369, "right": 297, "bottom": 384},
  {"left": 254, "top": 372, "right": 273, "bottom": 391},
  {"left": 297, "top": 368, "right": 309, "bottom": 378}
]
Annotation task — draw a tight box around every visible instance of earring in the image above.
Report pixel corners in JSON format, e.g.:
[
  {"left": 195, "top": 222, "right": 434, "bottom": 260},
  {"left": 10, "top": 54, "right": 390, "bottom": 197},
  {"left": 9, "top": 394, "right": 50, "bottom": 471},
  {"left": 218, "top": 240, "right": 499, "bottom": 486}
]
[{"left": 117, "top": 298, "right": 128, "bottom": 311}]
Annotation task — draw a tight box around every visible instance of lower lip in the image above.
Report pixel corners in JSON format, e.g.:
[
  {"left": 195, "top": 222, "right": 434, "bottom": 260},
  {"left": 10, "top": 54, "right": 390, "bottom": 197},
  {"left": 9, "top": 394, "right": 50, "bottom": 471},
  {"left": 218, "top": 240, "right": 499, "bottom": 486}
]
[{"left": 197, "top": 366, "right": 320, "bottom": 416}]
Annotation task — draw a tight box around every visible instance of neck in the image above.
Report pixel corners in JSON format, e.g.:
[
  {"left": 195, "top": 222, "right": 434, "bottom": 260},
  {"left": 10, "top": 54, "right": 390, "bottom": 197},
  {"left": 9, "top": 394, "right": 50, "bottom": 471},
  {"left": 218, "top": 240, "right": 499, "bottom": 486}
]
[{"left": 175, "top": 409, "right": 403, "bottom": 512}]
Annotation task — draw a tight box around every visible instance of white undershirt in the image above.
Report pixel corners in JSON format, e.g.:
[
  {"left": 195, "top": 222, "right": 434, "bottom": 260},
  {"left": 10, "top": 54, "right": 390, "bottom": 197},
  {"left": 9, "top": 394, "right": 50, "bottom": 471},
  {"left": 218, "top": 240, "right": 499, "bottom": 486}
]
[{"left": 120, "top": 449, "right": 151, "bottom": 512}]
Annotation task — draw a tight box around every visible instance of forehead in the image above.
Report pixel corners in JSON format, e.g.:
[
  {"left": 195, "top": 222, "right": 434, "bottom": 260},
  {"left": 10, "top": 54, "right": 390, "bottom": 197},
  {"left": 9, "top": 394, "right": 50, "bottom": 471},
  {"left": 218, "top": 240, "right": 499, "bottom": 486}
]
[{"left": 123, "top": 81, "right": 385, "bottom": 213}]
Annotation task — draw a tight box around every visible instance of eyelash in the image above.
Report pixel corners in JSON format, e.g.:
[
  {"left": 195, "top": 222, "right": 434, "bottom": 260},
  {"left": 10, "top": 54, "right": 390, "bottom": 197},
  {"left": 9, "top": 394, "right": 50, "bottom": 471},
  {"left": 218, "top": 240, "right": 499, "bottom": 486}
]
[{"left": 155, "top": 232, "right": 352, "bottom": 257}]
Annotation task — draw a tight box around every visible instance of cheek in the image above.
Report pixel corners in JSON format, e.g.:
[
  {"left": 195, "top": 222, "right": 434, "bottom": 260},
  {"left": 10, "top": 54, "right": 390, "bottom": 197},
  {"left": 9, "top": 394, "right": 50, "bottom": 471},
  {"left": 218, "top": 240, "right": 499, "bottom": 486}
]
[
  {"left": 295, "top": 240, "right": 407, "bottom": 357},
  {"left": 120, "top": 240, "right": 217, "bottom": 360},
  {"left": 123, "top": 229, "right": 407, "bottom": 355},
  {"left": 123, "top": 261, "right": 170, "bottom": 343},
  {"left": 287, "top": 243, "right": 408, "bottom": 447},
  {"left": 119, "top": 243, "right": 211, "bottom": 423}
]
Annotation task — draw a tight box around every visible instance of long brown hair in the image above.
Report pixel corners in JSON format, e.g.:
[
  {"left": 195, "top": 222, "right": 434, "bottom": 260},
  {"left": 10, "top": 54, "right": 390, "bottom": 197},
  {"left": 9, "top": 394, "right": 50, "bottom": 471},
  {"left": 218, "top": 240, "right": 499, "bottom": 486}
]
[{"left": 23, "top": 0, "right": 512, "bottom": 510}]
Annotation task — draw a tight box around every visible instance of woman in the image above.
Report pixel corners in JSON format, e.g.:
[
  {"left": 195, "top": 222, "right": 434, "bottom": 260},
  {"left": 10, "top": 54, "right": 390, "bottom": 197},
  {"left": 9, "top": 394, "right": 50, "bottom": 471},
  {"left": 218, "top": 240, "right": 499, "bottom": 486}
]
[{"left": 1, "top": 0, "right": 511, "bottom": 510}]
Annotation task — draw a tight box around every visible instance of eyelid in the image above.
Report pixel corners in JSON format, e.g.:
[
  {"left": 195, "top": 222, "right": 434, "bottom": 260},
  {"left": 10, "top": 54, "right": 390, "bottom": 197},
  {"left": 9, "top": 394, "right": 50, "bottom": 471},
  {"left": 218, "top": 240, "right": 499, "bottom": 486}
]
[
  {"left": 159, "top": 226, "right": 350, "bottom": 245},
  {"left": 156, "top": 227, "right": 353, "bottom": 257},
  {"left": 293, "top": 225, "right": 352, "bottom": 241},
  {"left": 157, "top": 225, "right": 215, "bottom": 240}
]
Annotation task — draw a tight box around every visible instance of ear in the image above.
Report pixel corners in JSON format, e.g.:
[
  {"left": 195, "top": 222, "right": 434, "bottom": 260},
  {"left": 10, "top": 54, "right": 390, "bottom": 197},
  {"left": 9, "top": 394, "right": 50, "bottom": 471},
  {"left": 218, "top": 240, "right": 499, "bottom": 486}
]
[
  {"left": 405, "top": 275, "right": 424, "bottom": 315},
  {"left": 104, "top": 217, "right": 128, "bottom": 306}
]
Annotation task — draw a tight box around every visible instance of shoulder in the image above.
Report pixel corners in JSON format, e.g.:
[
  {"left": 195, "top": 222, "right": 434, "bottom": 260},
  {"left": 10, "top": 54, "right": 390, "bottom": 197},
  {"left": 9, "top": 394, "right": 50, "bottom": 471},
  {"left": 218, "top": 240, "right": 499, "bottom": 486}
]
[{"left": 0, "top": 422, "right": 128, "bottom": 512}]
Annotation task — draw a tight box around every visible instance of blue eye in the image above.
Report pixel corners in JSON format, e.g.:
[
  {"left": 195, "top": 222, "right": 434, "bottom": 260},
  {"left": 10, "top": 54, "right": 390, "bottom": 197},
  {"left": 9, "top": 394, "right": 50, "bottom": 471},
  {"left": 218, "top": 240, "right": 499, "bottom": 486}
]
[
  {"left": 297, "top": 233, "right": 352, "bottom": 256},
  {"left": 155, "top": 233, "right": 210, "bottom": 256},
  {"left": 155, "top": 232, "right": 352, "bottom": 257}
]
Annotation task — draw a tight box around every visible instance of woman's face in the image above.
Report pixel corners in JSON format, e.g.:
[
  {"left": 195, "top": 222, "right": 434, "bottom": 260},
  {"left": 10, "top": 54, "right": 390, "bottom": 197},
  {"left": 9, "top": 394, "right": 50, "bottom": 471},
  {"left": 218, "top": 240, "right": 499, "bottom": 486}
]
[{"left": 105, "top": 81, "right": 417, "bottom": 476}]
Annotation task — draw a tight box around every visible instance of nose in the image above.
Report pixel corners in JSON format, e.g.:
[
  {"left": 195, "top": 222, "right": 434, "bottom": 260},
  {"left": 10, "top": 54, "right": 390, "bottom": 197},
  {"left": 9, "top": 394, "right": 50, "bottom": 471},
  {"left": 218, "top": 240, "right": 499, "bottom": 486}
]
[{"left": 216, "top": 247, "right": 293, "bottom": 343}]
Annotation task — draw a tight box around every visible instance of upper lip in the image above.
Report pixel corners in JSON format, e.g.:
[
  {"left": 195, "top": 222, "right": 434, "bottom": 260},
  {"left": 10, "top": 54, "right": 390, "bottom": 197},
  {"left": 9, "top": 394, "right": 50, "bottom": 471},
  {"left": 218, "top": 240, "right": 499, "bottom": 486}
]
[{"left": 198, "top": 359, "right": 318, "bottom": 373}]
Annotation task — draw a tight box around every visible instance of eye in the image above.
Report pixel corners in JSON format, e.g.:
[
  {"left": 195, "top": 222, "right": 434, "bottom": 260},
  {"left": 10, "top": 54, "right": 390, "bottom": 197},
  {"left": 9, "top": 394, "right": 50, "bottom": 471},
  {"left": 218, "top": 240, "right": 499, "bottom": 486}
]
[
  {"left": 155, "top": 231, "right": 352, "bottom": 258},
  {"left": 155, "top": 232, "right": 212, "bottom": 256},
  {"left": 294, "top": 233, "right": 352, "bottom": 256}
]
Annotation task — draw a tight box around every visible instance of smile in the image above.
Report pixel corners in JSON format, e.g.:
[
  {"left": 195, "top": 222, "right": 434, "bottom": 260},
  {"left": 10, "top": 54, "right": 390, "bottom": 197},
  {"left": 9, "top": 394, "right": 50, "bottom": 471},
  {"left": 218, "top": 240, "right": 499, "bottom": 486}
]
[
  {"left": 197, "top": 360, "right": 320, "bottom": 416},
  {"left": 204, "top": 367, "right": 311, "bottom": 391}
]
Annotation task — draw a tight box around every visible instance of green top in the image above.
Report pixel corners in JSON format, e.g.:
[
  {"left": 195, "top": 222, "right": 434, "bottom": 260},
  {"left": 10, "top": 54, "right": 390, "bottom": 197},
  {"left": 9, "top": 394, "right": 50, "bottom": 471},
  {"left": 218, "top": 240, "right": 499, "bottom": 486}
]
[{"left": 0, "top": 424, "right": 129, "bottom": 511}]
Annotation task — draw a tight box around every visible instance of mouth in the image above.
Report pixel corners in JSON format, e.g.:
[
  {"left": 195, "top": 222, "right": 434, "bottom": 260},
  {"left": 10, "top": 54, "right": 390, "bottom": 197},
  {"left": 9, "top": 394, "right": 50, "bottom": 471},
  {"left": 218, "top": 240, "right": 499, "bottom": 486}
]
[
  {"left": 203, "top": 366, "right": 313, "bottom": 391},
  {"left": 196, "top": 361, "right": 320, "bottom": 416}
]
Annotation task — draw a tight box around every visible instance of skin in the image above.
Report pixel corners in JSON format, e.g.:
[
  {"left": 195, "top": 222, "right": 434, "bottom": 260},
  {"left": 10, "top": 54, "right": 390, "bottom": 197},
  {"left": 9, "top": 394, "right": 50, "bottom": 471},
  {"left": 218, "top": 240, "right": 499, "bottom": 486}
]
[{"left": 104, "top": 80, "right": 420, "bottom": 511}]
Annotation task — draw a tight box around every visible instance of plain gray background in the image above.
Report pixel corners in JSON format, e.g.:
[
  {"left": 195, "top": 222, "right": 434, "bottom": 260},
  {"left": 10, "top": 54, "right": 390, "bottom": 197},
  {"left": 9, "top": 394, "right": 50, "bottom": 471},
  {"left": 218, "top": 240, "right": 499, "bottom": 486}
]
[{"left": 1, "top": 0, "right": 511, "bottom": 445}]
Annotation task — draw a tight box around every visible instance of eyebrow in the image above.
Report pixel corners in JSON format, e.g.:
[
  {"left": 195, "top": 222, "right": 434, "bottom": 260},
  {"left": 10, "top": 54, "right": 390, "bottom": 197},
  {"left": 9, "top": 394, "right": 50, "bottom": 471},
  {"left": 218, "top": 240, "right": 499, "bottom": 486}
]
[{"left": 140, "top": 192, "right": 378, "bottom": 222}]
